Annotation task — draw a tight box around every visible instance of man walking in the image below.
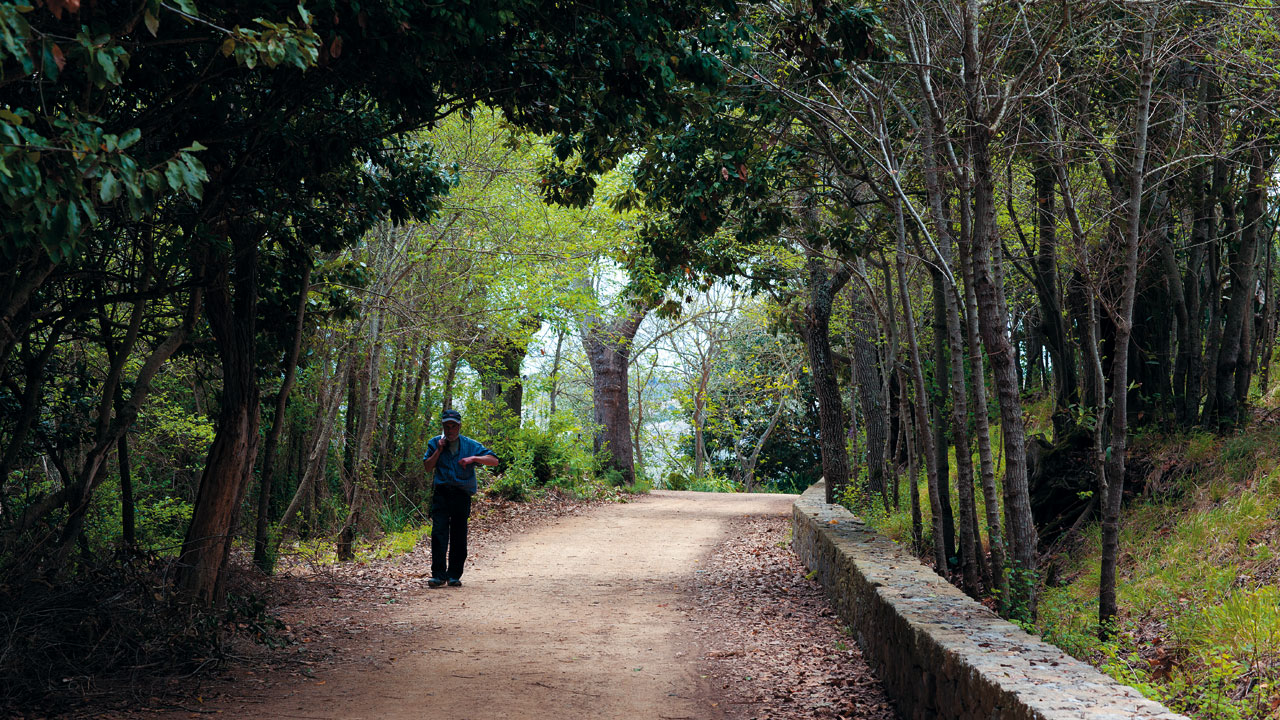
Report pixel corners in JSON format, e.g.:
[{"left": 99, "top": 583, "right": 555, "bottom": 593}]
[{"left": 422, "top": 409, "right": 499, "bottom": 588}]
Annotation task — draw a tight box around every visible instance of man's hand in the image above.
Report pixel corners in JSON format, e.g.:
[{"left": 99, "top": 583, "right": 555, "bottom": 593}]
[{"left": 459, "top": 455, "right": 499, "bottom": 469}]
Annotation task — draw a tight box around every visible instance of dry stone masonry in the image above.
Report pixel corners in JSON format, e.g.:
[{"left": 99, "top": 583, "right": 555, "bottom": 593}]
[{"left": 791, "top": 482, "right": 1188, "bottom": 720}]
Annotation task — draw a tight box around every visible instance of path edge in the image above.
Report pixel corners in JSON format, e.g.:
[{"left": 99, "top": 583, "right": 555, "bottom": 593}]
[{"left": 791, "top": 481, "right": 1188, "bottom": 720}]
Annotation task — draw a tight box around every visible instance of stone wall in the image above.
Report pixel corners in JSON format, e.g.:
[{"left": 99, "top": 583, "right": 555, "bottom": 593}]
[{"left": 791, "top": 482, "right": 1187, "bottom": 720}]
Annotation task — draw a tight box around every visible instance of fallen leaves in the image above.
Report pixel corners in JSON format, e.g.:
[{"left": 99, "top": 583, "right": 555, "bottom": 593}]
[{"left": 690, "top": 516, "right": 895, "bottom": 720}]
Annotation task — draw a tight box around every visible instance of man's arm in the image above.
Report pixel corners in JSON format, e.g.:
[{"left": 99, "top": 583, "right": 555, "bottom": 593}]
[
  {"left": 423, "top": 439, "right": 444, "bottom": 473},
  {"left": 459, "top": 454, "right": 499, "bottom": 469}
]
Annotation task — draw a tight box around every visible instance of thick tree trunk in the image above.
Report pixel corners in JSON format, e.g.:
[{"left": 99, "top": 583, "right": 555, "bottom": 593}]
[
  {"left": 1201, "top": 151, "right": 1231, "bottom": 421},
  {"left": 803, "top": 251, "right": 853, "bottom": 505},
  {"left": 178, "top": 233, "right": 263, "bottom": 606},
  {"left": 584, "top": 304, "right": 650, "bottom": 486},
  {"left": 479, "top": 334, "right": 531, "bottom": 424}
]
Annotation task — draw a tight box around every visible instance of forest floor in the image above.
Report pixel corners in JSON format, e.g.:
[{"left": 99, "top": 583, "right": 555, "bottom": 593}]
[{"left": 79, "top": 490, "right": 894, "bottom": 720}]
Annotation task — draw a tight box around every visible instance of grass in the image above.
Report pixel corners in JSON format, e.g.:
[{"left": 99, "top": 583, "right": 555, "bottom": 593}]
[
  {"left": 281, "top": 522, "right": 433, "bottom": 566},
  {"left": 1037, "top": 424, "right": 1280, "bottom": 719}
]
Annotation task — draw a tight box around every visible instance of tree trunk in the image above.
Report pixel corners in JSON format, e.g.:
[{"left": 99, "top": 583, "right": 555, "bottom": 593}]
[
  {"left": 969, "top": 125, "right": 1038, "bottom": 619},
  {"left": 893, "top": 199, "right": 946, "bottom": 574},
  {"left": 339, "top": 316, "right": 383, "bottom": 561},
  {"left": 0, "top": 250, "right": 55, "bottom": 366},
  {"left": 377, "top": 336, "right": 408, "bottom": 489},
  {"left": 803, "top": 250, "right": 853, "bottom": 505},
  {"left": 118, "top": 427, "right": 135, "bottom": 549},
  {"left": 850, "top": 280, "right": 888, "bottom": 509},
  {"left": 940, "top": 236, "right": 983, "bottom": 598},
  {"left": 693, "top": 355, "right": 712, "bottom": 478},
  {"left": 583, "top": 304, "right": 650, "bottom": 485},
  {"left": 930, "top": 269, "right": 957, "bottom": 567},
  {"left": 1100, "top": 21, "right": 1154, "bottom": 635},
  {"left": 1209, "top": 135, "right": 1269, "bottom": 428},
  {"left": 479, "top": 333, "right": 531, "bottom": 424},
  {"left": 406, "top": 339, "right": 432, "bottom": 426},
  {"left": 958, "top": 226, "right": 1007, "bottom": 607},
  {"left": 902, "top": 369, "right": 923, "bottom": 554},
  {"left": 442, "top": 346, "right": 462, "bottom": 414},
  {"left": 178, "top": 232, "right": 263, "bottom": 606},
  {"left": 549, "top": 328, "right": 565, "bottom": 415},
  {"left": 254, "top": 263, "right": 311, "bottom": 573},
  {"left": 1031, "top": 137, "right": 1078, "bottom": 440}
]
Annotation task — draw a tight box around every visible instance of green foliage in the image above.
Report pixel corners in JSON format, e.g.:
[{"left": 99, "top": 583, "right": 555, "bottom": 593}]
[
  {"left": 1038, "top": 425, "right": 1280, "bottom": 718},
  {"left": 135, "top": 496, "right": 196, "bottom": 553},
  {"left": 660, "top": 471, "right": 740, "bottom": 493},
  {"left": 487, "top": 472, "right": 531, "bottom": 502},
  {"left": 365, "top": 524, "right": 431, "bottom": 562}
]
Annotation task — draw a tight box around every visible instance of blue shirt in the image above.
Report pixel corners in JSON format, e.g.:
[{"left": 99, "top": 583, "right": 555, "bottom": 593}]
[{"left": 424, "top": 434, "right": 497, "bottom": 495}]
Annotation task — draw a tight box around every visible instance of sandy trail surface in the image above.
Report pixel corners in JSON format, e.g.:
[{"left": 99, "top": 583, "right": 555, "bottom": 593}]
[{"left": 195, "top": 490, "right": 797, "bottom": 720}]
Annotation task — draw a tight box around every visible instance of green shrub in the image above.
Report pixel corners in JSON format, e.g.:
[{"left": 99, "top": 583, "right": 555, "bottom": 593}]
[
  {"left": 487, "top": 472, "right": 529, "bottom": 502},
  {"left": 663, "top": 472, "right": 691, "bottom": 490},
  {"left": 376, "top": 502, "right": 417, "bottom": 534}
]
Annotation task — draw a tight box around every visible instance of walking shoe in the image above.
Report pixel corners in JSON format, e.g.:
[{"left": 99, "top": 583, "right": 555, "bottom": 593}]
[
  {"left": 447, "top": 578, "right": 462, "bottom": 587},
  {"left": 427, "top": 577, "right": 446, "bottom": 588}
]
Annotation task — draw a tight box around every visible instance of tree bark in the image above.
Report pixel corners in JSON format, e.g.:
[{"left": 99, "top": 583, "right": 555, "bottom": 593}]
[
  {"left": 803, "top": 250, "right": 853, "bottom": 505},
  {"left": 930, "top": 269, "right": 957, "bottom": 566},
  {"left": 178, "top": 231, "right": 263, "bottom": 606},
  {"left": 1209, "top": 134, "right": 1269, "bottom": 428},
  {"left": 960, "top": 0, "right": 1037, "bottom": 616},
  {"left": 339, "top": 315, "right": 383, "bottom": 561},
  {"left": 850, "top": 280, "right": 888, "bottom": 509},
  {"left": 940, "top": 235, "right": 983, "bottom": 598},
  {"left": 1030, "top": 133, "right": 1078, "bottom": 440},
  {"left": 958, "top": 226, "right": 1007, "bottom": 607},
  {"left": 892, "top": 199, "right": 946, "bottom": 574},
  {"left": 583, "top": 303, "right": 651, "bottom": 485}
]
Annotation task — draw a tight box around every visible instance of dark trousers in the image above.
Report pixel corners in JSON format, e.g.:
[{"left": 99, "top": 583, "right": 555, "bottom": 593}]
[{"left": 430, "top": 485, "right": 472, "bottom": 580}]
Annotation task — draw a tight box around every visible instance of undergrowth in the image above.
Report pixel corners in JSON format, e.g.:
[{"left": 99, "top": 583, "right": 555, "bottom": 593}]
[
  {"left": 1039, "top": 421, "right": 1280, "bottom": 719},
  {"left": 0, "top": 553, "right": 280, "bottom": 714}
]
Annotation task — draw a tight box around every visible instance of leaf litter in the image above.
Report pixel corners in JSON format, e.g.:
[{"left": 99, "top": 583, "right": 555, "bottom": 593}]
[{"left": 690, "top": 514, "right": 896, "bottom": 720}]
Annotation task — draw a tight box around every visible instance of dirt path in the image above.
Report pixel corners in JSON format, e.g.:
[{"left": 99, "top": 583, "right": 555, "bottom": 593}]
[{"left": 185, "top": 491, "right": 802, "bottom": 719}]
